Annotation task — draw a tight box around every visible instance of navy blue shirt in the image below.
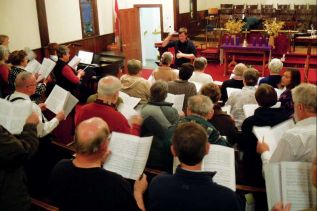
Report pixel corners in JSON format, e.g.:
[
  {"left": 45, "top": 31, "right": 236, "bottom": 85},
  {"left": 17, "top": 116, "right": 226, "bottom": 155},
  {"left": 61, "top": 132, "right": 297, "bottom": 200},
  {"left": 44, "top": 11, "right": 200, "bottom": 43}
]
[
  {"left": 149, "top": 167, "right": 243, "bottom": 211},
  {"left": 166, "top": 40, "right": 197, "bottom": 68},
  {"left": 259, "top": 75, "right": 281, "bottom": 88}
]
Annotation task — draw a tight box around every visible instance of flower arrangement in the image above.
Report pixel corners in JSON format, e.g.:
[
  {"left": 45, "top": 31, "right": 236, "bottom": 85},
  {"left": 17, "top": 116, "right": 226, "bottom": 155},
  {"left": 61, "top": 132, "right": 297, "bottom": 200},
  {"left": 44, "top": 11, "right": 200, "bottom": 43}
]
[
  {"left": 224, "top": 19, "right": 245, "bottom": 35},
  {"left": 264, "top": 20, "right": 285, "bottom": 37}
]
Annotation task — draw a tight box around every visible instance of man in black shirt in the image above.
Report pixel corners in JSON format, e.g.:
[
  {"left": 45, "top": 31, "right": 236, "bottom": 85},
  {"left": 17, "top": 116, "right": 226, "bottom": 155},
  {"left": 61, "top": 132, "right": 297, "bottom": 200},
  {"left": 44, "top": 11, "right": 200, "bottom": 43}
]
[
  {"left": 148, "top": 122, "right": 243, "bottom": 211},
  {"left": 162, "top": 27, "right": 196, "bottom": 68},
  {"left": 49, "top": 117, "right": 147, "bottom": 211}
]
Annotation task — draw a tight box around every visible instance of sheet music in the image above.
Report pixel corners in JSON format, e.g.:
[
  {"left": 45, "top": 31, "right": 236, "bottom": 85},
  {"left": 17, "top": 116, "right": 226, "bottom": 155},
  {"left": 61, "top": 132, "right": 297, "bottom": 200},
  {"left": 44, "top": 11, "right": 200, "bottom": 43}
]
[
  {"left": 281, "top": 162, "right": 311, "bottom": 211},
  {"left": 78, "top": 50, "right": 93, "bottom": 64},
  {"left": 166, "top": 93, "right": 185, "bottom": 113},
  {"left": 203, "top": 145, "right": 236, "bottom": 191},
  {"left": 103, "top": 132, "right": 153, "bottom": 180},
  {"left": 214, "top": 81, "right": 223, "bottom": 86},
  {"left": 25, "top": 59, "right": 41, "bottom": 74},
  {"left": 0, "top": 99, "right": 33, "bottom": 134},
  {"left": 173, "top": 145, "right": 235, "bottom": 191},
  {"left": 226, "top": 87, "right": 241, "bottom": 98},
  {"left": 221, "top": 105, "right": 231, "bottom": 114},
  {"left": 39, "top": 58, "right": 56, "bottom": 79},
  {"left": 192, "top": 82, "right": 202, "bottom": 92},
  {"left": 63, "top": 93, "right": 78, "bottom": 117},
  {"left": 243, "top": 104, "right": 259, "bottom": 118},
  {"left": 264, "top": 163, "right": 282, "bottom": 210},
  {"left": 68, "top": 55, "right": 81, "bottom": 70},
  {"left": 45, "top": 85, "right": 78, "bottom": 117},
  {"left": 253, "top": 119, "right": 294, "bottom": 158},
  {"left": 119, "top": 91, "right": 141, "bottom": 109}
]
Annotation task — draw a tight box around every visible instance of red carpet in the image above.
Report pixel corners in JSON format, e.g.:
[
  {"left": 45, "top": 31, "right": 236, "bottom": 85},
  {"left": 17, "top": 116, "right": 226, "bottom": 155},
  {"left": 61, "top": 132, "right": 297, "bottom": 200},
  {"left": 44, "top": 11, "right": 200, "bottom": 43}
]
[{"left": 142, "top": 64, "right": 317, "bottom": 84}]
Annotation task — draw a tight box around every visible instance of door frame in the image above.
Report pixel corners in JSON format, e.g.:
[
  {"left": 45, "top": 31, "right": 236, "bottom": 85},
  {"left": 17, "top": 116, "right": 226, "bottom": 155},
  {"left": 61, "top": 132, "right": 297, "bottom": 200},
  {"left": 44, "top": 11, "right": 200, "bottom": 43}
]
[{"left": 133, "top": 4, "right": 164, "bottom": 40}]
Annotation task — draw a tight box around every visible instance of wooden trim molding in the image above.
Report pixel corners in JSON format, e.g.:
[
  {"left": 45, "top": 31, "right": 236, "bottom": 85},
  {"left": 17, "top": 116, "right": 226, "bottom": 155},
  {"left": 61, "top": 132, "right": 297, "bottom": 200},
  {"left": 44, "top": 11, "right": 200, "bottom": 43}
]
[{"left": 35, "top": 0, "right": 49, "bottom": 54}]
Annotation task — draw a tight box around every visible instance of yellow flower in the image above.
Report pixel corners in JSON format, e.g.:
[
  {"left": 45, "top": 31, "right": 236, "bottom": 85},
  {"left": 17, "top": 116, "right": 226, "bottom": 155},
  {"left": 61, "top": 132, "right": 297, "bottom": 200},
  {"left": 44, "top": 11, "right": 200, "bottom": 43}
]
[
  {"left": 264, "top": 20, "right": 285, "bottom": 37},
  {"left": 225, "top": 19, "right": 245, "bottom": 35}
]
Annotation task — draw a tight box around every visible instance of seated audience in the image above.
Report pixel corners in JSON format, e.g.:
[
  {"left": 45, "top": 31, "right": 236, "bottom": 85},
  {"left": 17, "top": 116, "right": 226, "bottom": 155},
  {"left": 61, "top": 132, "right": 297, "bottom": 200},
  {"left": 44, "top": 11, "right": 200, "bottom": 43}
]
[
  {"left": 239, "top": 84, "right": 290, "bottom": 188},
  {"left": 278, "top": 68, "right": 301, "bottom": 117},
  {"left": 189, "top": 56, "right": 213, "bottom": 84},
  {"left": 167, "top": 63, "right": 197, "bottom": 113},
  {"left": 152, "top": 52, "right": 178, "bottom": 82},
  {"left": 200, "top": 82, "right": 238, "bottom": 145},
  {"left": 257, "top": 83, "right": 316, "bottom": 164},
  {"left": 220, "top": 63, "right": 247, "bottom": 104},
  {"left": 120, "top": 59, "right": 151, "bottom": 105},
  {"left": 5, "top": 72, "right": 64, "bottom": 137},
  {"left": 181, "top": 95, "right": 229, "bottom": 146},
  {"left": 0, "top": 45, "right": 10, "bottom": 98},
  {"left": 0, "top": 112, "right": 39, "bottom": 211},
  {"left": 141, "top": 80, "right": 179, "bottom": 171},
  {"left": 49, "top": 117, "right": 147, "bottom": 211},
  {"left": 75, "top": 76, "right": 142, "bottom": 135},
  {"left": 148, "top": 122, "right": 243, "bottom": 211},
  {"left": 53, "top": 45, "right": 85, "bottom": 98},
  {"left": 226, "top": 68, "right": 259, "bottom": 130},
  {"left": 259, "top": 58, "right": 283, "bottom": 88}
]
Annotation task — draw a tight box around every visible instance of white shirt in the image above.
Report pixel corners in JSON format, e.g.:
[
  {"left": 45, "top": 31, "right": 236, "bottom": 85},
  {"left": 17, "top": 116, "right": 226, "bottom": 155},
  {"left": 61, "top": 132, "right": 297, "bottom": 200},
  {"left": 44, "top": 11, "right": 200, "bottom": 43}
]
[
  {"left": 189, "top": 71, "right": 213, "bottom": 85},
  {"left": 225, "top": 86, "right": 257, "bottom": 130},
  {"left": 261, "top": 117, "right": 317, "bottom": 164},
  {"left": 6, "top": 91, "right": 59, "bottom": 137}
]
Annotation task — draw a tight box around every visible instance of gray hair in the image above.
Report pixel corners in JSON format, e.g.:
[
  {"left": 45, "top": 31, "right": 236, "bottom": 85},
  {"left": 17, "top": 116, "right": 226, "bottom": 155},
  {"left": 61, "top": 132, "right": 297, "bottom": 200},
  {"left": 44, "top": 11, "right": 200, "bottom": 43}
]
[
  {"left": 150, "top": 80, "right": 168, "bottom": 102},
  {"left": 97, "top": 76, "right": 122, "bottom": 97},
  {"left": 161, "top": 52, "right": 173, "bottom": 65},
  {"left": 268, "top": 58, "right": 283, "bottom": 74},
  {"left": 292, "top": 83, "right": 317, "bottom": 113},
  {"left": 15, "top": 71, "right": 34, "bottom": 88},
  {"left": 187, "top": 95, "right": 213, "bottom": 116},
  {"left": 57, "top": 45, "right": 70, "bottom": 58},
  {"left": 193, "top": 57, "right": 207, "bottom": 71},
  {"left": 0, "top": 45, "right": 9, "bottom": 61},
  {"left": 24, "top": 47, "right": 37, "bottom": 61}
]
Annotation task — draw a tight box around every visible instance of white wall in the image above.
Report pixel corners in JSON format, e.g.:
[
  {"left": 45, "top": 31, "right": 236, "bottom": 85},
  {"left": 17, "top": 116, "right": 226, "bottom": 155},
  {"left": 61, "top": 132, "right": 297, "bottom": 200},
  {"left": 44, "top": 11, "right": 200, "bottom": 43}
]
[
  {"left": 179, "top": 0, "right": 190, "bottom": 14},
  {"left": 45, "top": 0, "right": 82, "bottom": 43},
  {"left": 118, "top": 0, "right": 174, "bottom": 32},
  {"left": 0, "top": 0, "right": 41, "bottom": 51},
  {"left": 97, "top": 0, "right": 114, "bottom": 35}
]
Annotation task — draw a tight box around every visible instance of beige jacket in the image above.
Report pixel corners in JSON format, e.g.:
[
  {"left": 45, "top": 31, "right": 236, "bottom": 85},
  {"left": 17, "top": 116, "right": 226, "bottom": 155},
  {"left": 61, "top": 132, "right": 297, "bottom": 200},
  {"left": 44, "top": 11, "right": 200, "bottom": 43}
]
[{"left": 120, "top": 74, "right": 151, "bottom": 104}]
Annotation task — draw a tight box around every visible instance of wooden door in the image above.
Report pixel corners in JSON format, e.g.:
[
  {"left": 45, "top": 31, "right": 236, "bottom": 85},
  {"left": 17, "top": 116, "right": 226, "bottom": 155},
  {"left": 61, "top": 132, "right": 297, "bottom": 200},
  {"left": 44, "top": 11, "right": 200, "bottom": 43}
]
[{"left": 119, "top": 8, "right": 142, "bottom": 72}]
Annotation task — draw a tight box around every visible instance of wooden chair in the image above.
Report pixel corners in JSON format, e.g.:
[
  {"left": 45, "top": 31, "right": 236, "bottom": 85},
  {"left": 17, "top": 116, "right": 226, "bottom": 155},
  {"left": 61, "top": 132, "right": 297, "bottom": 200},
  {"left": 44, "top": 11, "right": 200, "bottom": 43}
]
[
  {"left": 277, "top": 4, "right": 290, "bottom": 10},
  {"left": 261, "top": 4, "right": 273, "bottom": 9},
  {"left": 221, "top": 4, "right": 233, "bottom": 9},
  {"left": 246, "top": 4, "right": 258, "bottom": 10}
]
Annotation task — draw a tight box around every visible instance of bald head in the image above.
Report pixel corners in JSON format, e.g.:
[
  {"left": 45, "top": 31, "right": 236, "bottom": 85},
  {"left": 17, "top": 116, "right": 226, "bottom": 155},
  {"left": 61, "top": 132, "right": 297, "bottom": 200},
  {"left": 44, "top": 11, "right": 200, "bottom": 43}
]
[
  {"left": 75, "top": 117, "right": 110, "bottom": 155},
  {"left": 97, "top": 76, "right": 122, "bottom": 97}
]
